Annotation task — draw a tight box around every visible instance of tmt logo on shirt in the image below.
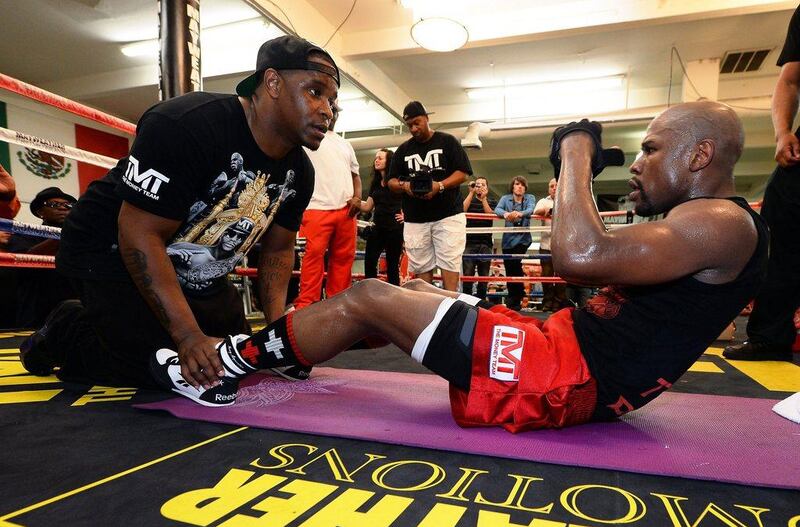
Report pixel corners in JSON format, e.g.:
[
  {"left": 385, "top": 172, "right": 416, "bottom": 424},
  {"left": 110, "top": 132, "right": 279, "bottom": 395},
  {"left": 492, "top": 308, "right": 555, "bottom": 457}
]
[
  {"left": 123, "top": 155, "right": 170, "bottom": 200},
  {"left": 489, "top": 325, "right": 525, "bottom": 382},
  {"left": 404, "top": 149, "right": 444, "bottom": 172}
]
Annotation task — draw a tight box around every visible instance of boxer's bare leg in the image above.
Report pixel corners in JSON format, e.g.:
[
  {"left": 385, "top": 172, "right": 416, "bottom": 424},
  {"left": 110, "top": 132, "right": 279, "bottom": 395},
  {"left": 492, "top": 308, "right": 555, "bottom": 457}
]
[
  {"left": 291, "top": 279, "right": 449, "bottom": 362},
  {"left": 402, "top": 277, "right": 460, "bottom": 298}
]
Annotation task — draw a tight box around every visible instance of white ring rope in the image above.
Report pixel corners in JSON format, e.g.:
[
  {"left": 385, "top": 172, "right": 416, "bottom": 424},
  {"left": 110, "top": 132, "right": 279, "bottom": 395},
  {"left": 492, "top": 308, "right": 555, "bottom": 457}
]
[
  {"left": 0, "top": 218, "right": 61, "bottom": 239},
  {"left": 0, "top": 126, "right": 118, "bottom": 169}
]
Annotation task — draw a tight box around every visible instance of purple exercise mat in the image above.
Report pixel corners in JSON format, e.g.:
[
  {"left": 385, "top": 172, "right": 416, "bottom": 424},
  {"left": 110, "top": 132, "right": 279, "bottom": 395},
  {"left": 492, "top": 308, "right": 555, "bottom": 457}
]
[{"left": 136, "top": 367, "right": 800, "bottom": 489}]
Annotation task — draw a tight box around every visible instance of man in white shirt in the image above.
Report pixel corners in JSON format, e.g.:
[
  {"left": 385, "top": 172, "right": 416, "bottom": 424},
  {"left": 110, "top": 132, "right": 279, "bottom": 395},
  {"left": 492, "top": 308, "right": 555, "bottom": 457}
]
[
  {"left": 295, "top": 105, "right": 361, "bottom": 308},
  {"left": 533, "top": 178, "right": 567, "bottom": 311}
]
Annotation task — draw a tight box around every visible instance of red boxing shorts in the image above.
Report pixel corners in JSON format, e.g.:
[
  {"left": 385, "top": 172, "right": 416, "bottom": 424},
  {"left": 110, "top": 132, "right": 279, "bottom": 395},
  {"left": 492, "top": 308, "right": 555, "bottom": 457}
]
[{"left": 449, "top": 306, "right": 597, "bottom": 433}]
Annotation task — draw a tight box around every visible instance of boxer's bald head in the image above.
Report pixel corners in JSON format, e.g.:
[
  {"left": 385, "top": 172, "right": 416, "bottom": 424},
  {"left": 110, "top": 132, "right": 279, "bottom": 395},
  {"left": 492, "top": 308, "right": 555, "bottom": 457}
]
[
  {"left": 655, "top": 100, "right": 744, "bottom": 172},
  {"left": 628, "top": 101, "right": 743, "bottom": 216}
]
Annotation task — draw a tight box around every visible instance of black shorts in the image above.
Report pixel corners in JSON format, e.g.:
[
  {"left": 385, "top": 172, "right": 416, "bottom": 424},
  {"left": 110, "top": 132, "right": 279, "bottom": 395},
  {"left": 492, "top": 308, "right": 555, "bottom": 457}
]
[{"left": 421, "top": 300, "right": 478, "bottom": 391}]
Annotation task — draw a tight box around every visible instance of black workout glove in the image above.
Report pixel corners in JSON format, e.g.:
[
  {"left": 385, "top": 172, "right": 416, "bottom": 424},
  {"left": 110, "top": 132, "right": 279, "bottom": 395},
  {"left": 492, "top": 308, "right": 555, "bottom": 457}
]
[{"left": 549, "top": 119, "right": 625, "bottom": 180}]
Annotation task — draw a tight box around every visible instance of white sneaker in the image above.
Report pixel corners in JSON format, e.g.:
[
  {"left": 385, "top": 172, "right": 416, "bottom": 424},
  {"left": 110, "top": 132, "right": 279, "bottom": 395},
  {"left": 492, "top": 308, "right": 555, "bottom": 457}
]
[{"left": 148, "top": 334, "right": 251, "bottom": 407}]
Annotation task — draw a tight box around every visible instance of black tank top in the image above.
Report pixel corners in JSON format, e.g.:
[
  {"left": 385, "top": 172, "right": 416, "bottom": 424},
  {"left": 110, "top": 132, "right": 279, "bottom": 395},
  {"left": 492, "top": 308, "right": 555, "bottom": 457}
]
[{"left": 572, "top": 197, "right": 768, "bottom": 421}]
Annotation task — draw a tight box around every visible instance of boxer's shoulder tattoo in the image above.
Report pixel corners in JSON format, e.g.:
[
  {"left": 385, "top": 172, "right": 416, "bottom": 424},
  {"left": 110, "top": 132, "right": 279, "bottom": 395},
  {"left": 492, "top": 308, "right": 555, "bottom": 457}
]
[{"left": 123, "top": 248, "right": 171, "bottom": 329}]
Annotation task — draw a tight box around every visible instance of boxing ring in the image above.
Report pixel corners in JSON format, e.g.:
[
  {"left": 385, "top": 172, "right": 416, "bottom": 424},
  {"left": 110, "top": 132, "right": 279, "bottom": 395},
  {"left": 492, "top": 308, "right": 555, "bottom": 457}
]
[{"left": 2, "top": 76, "right": 800, "bottom": 527}]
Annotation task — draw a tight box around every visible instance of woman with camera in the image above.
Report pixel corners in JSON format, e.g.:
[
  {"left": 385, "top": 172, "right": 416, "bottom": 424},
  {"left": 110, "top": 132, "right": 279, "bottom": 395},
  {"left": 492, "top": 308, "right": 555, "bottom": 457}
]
[
  {"left": 359, "top": 148, "right": 405, "bottom": 285},
  {"left": 462, "top": 176, "right": 496, "bottom": 301},
  {"left": 494, "top": 176, "right": 536, "bottom": 310}
]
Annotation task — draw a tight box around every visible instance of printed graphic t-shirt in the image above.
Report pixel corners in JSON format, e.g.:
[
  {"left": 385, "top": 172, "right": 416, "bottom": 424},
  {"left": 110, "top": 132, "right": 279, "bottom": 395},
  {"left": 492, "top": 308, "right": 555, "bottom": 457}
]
[
  {"left": 57, "top": 92, "right": 314, "bottom": 296},
  {"left": 389, "top": 131, "right": 473, "bottom": 223}
]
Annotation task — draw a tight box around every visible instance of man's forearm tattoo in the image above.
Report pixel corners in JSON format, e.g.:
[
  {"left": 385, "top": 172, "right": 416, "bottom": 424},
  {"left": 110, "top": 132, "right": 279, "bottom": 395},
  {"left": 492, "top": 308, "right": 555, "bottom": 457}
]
[
  {"left": 123, "top": 248, "right": 171, "bottom": 329},
  {"left": 258, "top": 254, "right": 292, "bottom": 309}
]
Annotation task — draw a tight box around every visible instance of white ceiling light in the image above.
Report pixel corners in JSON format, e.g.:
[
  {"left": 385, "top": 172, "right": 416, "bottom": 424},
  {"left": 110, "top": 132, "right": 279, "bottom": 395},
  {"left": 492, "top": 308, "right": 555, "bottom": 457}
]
[
  {"left": 120, "top": 18, "right": 278, "bottom": 63},
  {"left": 338, "top": 97, "right": 370, "bottom": 111},
  {"left": 466, "top": 75, "right": 627, "bottom": 119},
  {"left": 410, "top": 17, "right": 469, "bottom": 52},
  {"left": 466, "top": 75, "right": 625, "bottom": 100},
  {"left": 401, "top": 0, "right": 469, "bottom": 52},
  {"left": 121, "top": 40, "right": 159, "bottom": 58}
]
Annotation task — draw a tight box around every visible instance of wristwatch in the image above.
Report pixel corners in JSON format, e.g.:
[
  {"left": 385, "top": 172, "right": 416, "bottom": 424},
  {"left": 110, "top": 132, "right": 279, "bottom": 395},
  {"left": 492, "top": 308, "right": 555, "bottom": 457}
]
[{"left": 438, "top": 182, "right": 445, "bottom": 193}]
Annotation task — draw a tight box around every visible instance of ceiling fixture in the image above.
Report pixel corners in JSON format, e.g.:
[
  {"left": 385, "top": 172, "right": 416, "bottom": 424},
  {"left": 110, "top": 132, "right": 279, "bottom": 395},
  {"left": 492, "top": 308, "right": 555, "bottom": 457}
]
[
  {"left": 410, "top": 17, "right": 469, "bottom": 52},
  {"left": 465, "top": 75, "right": 627, "bottom": 118},
  {"left": 401, "top": 0, "right": 469, "bottom": 52},
  {"left": 466, "top": 75, "right": 625, "bottom": 100},
  {"left": 338, "top": 96, "right": 370, "bottom": 111},
  {"left": 120, "top": 18, "right": 282, "bottom": 78},
  {"left": 121, "top": 18, "right": 275, "bottom": 58},
  {"left": 120, "top": 40, "right": 158, "bottom": 58}
]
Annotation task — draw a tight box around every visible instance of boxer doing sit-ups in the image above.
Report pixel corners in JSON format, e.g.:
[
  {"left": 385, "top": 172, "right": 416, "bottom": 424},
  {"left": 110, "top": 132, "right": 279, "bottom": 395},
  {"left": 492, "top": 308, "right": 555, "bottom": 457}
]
[{"left": 152, "top": 100, "right": 767, "bottom": 432}]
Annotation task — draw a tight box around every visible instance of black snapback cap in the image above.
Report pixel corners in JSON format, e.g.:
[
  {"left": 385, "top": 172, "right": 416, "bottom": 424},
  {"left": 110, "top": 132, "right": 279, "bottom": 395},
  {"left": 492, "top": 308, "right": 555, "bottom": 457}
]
[
  {"left": 403, "top": 100, "right": 434, "bottom": 121},
  {"left": 236, "top": 35, "right": 340, "bottom": 96}
]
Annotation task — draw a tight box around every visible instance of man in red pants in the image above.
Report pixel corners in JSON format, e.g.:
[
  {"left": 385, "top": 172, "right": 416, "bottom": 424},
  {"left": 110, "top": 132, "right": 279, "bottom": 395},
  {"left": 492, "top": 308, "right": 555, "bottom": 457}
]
[
  {"left": 294, "top": 104, "right": 361, "bottom": 310},
  {"left": 151, "top": 101, "right": 768, "bottom": 432}
]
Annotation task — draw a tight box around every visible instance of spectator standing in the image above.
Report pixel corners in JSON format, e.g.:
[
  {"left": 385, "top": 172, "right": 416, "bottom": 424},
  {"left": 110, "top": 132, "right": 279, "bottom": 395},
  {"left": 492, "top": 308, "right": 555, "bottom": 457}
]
[
  {"left": 534, "top": 177, "right": 567, "bottom": 311},
  {"left": 295, "top": 104, "right": 361, "bottom": 308},
  {"left": 388, "top": 101, "right": 472, "bottom": 291},
  {"left": 8, "top": 187, "right": 77, "bottom": 327},
  {"left": 461, "top": 176, "right": 496, "bottom": 301},
  {"left": 724, "top": 6, "right": 800, "bottom": 362},
  {"left": 495, "top": 176, "right": 535, "bottom": 310},
  {"left": 360, "top": 148, "right": 404, "bottom": 285}
]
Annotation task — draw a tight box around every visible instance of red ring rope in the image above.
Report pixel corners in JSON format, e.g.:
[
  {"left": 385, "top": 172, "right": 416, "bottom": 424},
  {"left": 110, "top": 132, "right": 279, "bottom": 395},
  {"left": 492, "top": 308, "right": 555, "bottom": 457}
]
[
  {"left": 0, "top": 73, "right": 136, "bottom": 135},
  {"left": 465, "top": 202, "right": 761, "bottom": 222}
]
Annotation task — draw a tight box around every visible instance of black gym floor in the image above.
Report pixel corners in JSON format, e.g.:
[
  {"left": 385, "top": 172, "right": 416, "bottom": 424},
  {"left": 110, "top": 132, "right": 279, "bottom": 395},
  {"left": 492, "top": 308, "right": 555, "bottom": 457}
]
[{"left": 1, "top": 318, "right": 798, "bottom": 527}]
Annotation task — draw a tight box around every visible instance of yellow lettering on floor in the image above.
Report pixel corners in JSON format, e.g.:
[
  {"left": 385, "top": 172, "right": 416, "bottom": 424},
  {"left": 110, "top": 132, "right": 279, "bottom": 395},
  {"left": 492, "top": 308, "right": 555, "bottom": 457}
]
[
  {"left": 687, "top": 361, "right": 723, "bottom": 373},
  {"left": 162, "top": 469, "right": 286, "bottom": 525},
  {"left": 72, "top": 386, "right": 137, "bottom": 406},
  {"left": 0, "top": 332, "right": 32, "bottom": 338},
  {"left": 224, "top": 477, "right": 339, "bottom": 526},
  {"left": 0, "top": 360, "right": 60, "bottom": 386},
  {"left": 0, "top": 390, "right": 62, "bottom": 404},
  {"left": 301, "top": 488, "right": 413, "bottom": 527},
  {"left": 476, "top": 512, "right": 582, "bottom": 527},
  {"left": 0, "top": 349, "right": 20, "bottom": 355},
  {"left": 704, "top": 346, "right": 724, "bottom": 357},
  {"left": 0, "top": 374, "right": 60, "bottom": 386},
  {"left": 723, "top": 360, "right": 800, "bottom": 392}
]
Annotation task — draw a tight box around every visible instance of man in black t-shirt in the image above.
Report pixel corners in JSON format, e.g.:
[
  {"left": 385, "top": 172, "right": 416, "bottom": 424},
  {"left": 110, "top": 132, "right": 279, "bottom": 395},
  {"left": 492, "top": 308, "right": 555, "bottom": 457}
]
[
  {"left": 461, "top": 176, "right": 496, "bottom": 301},
  {"left": 388, "top": 101, "right": 472, "bottom": 291},
  {"left": 724, "top": 6, "right": 800, "bottom": 362},
  {"left": 20, "top": 36, "right": 340, "bottom": 391}
]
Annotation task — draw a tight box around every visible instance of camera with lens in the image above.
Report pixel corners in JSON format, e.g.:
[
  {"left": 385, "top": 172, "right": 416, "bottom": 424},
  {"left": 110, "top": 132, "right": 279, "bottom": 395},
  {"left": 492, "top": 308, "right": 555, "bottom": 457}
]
[{"left": 402, "top": 165, "right": 445, "bottom": 196}]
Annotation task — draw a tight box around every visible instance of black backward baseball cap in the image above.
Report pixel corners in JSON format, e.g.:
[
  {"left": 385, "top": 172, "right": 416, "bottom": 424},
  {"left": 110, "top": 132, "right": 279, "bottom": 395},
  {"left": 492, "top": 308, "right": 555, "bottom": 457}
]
[
  {"left": 403, "top": 100, "right": 434, "bottom": 121},
  {"left": 236, "top": 35, "right": 340, "bottom": 96}
]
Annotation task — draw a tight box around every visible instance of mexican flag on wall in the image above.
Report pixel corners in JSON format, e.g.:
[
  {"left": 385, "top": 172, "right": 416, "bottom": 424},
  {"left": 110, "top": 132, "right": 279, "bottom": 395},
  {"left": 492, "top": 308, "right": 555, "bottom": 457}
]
[{"left": 0, "top": 100, "right": 130, "bottom": 224}]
